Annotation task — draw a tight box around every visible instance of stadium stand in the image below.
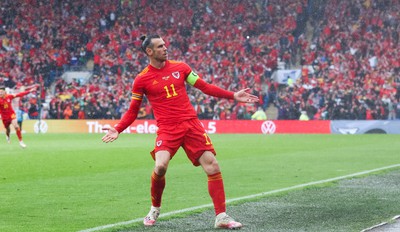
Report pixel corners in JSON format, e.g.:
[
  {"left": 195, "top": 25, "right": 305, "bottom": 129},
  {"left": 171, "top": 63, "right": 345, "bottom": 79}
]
[
  {"left": 277, "top": 0, "right": 400, "bottom": 120},
  {"left": 0, "top": 0, "right": 398, "bottom": 120}
]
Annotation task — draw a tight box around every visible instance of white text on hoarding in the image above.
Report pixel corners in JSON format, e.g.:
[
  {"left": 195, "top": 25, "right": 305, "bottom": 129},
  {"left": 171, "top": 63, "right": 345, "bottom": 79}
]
[{"left": 86, "top": 121, "right": 158, "bottom": 134}]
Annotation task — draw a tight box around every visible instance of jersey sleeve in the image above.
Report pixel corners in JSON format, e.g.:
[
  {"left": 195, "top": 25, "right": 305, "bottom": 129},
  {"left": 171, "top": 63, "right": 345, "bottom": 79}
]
[
  {"left": 187, "top": 71, "right": 234, "bottom": 99},
  {"left": 114, "top": 98, "right": 141, "bottom": 133},
  {"left": 14, "top": 90, "right": 31, "bottom": 98},
  {"left": 114, "top": 79, "right": 143, "bottom": 133}
]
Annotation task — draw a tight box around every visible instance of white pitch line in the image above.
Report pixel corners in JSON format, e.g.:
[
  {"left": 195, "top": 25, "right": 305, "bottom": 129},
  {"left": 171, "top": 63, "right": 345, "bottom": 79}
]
[
  {"left": 361, "top": 215, "right": 400, "bottom": 232},
  {"left": 79, "top": 163, "right": 400, "bottom": 232}
]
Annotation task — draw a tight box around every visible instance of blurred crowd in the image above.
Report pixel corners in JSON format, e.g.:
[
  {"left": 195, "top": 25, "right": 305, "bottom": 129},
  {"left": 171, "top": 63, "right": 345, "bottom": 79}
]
[
  {"left": 276, "top": 0, "right": 400, "bottom": 120},
  {"left": 0, "top": 0, "right": 399, "bottom": 121}
]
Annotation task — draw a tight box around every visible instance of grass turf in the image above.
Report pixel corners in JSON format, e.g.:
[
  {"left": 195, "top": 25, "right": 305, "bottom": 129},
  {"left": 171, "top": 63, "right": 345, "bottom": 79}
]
[
  {"left": 126, "top": 169, "right": 400, "bottom": 232},
  {"left": 1, "top": 133, "right": 399, "bottom": 232}
]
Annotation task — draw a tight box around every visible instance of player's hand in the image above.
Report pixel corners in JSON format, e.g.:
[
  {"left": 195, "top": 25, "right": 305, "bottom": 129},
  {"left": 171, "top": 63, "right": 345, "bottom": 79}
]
[
  {"left": 27, "top": 84, "right": 38, "bottom": 92},
  {"left": 102, "top": 127, "right": 119, "bottom": 143},
  {"left": 234, "top": 88, "right": 259, "bottom": 103}
]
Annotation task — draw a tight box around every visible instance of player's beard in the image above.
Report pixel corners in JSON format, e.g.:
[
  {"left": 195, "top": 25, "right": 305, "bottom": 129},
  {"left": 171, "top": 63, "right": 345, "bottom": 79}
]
[{"left": 155, "top": 53, "right": 168, "bottom": 62}]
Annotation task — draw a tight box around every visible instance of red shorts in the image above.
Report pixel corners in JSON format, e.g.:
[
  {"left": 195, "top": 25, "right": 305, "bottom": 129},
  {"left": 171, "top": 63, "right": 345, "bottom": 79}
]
[
  {"left": 151, "top": 118, "right": 216, "bottom": 166},
  {"left": 2, "top": 115, "right": 14, "bottom": 128}
]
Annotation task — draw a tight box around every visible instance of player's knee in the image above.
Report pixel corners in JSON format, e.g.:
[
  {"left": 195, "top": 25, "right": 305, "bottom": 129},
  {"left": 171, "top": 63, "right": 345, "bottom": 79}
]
[
  {"left": 204, "top": 159, "right": 221, "bottom": 175},
  {"left": 154, "top": 163, "right": 168, "bottom": 176},
  {"left": 210, "top": 160, "right": 221, "bottom": 173}
]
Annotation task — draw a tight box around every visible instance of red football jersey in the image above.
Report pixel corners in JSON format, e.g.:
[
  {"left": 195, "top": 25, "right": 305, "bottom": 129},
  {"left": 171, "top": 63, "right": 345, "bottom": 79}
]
[
  {"left": 132, "top": 60, "right": 197, "bottom": 125},
  {"left": 114, "top": 60, "right": 234, "bottom": 133},
  {"left": 0, "top": 95, "right": 17, "bottom": 121}
]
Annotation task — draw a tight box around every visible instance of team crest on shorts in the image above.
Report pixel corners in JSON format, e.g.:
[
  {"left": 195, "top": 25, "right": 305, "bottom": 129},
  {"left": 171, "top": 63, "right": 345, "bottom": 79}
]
[{"left": 156, "top": 140, "right": 162, "bottom": 147}]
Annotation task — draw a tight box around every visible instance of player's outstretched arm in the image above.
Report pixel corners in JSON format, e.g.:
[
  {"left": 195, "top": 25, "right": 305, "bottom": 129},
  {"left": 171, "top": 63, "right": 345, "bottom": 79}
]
[
  {"left": 28, "top": 85, "right": 38, "bottom": 93},
  {"left": 13, "top": 85, "right": 38, "bottom": 98},
  {"left": 233, "top": 88, "right": 259, "bottom": 103},
  {"left": 102, "top": 127, "right": 119, "bottom": 143},
  {"left": 25, "top": 84, "right": 40, "bottom": 91},
  {"left": 193, "top": 78, "right": 259, "bottom": 103},
  {"left": 101, "top": 99, "right": 141, "bottom": 143}
]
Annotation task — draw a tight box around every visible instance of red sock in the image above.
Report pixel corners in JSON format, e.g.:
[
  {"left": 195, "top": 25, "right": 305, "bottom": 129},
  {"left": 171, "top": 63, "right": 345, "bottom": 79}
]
[
  {"left": 16, "top": 128, "right": 22, "bottom": 141},
  {"left": 151, "top": 171, "right": 165, "bottom": 207},
  {"left": 208, "top": 172, "right": 226, "bottom": 215}
]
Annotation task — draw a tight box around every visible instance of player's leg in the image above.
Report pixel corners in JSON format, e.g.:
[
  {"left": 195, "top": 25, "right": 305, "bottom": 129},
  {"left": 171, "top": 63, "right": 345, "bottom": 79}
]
[
  {"left": 5, "top": 126, "right": 11, "bottom": 143},
  {"left": 11, "top": 119, "right": 26, "bottom": 148},
  {"left": 181, "top": 119, "right": 242, "bottom": 228},
  {"left": 199, "top": 152, "right": 242, "bottom": 229},
  {"left": 144, "top": 125, "right": 184, "bottom": 226},
  {"left": 198, "top": 151, "right": 224, "bottom": 213},
  {"left": 3, "top": 120, "right": 11, "bottom": 143},
  {"left": 151, "top": 150, "right": 170, "bottom": 207},
  {"left": 144, "top": 150, "right": 171, "bottom": 226}
]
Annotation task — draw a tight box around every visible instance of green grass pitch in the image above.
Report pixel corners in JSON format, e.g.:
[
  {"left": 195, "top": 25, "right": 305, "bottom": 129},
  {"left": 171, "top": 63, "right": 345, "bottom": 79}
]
[{"left": 1, "top": 133, "right": 400, "bottom": 232}]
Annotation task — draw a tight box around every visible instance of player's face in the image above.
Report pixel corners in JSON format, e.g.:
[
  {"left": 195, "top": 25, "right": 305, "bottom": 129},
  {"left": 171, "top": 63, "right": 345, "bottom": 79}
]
[{"left": 149, "top": 38, "right": 168, "bottom": 62}]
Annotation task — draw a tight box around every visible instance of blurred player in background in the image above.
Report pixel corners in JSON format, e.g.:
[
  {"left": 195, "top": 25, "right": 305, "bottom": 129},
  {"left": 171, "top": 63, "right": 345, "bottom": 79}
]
[
  {"left": 0, "top": 84, "right": 38, "bottom": 148},
  {"left": 17, "top": 104, "right": 26, "bottom": 129},
  {"left": 102, "top": 35, "right": 259, "bottom": 229}
]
